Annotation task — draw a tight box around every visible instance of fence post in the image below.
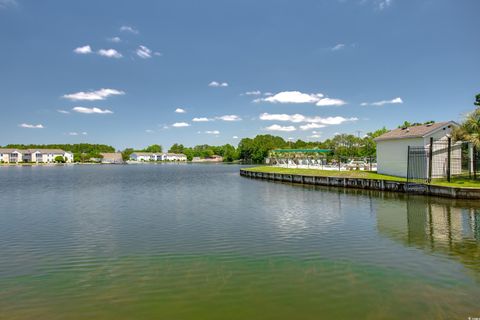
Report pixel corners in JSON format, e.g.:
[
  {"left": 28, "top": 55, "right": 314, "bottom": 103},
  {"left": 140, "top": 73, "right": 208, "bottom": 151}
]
[
  {"left": 469, "top": 143, "right": 474, "bottom": 179},
  {"left": 447, "top": 137, "right": 451, "bottom": 182},
  {"left": 474, "top": 146, "right": 477, "bottom": 180},
  {"left": 406, "top": 146, "right": 411, "bottom": 185},
  {"left": 428, "top": 137, "right": 433, "bottom": 183}
]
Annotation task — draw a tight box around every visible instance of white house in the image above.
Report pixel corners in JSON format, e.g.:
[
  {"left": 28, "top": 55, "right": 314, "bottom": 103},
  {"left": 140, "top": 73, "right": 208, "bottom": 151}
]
[
  {"left": 28, "top": 149, "right": 74, "bottom": 163},
  {"left": 0, "top": 148, "right": 73, "bottom": 163},
  {"left": 130, "top": 152, "right": 157, "bottom": 161},
  {"left": 374, "top": 121, "right": 459, "bottom": 178},
  {"left": 130, "top": 152, "right": 187, "bottom": 162},
  {"left": 0, "top": 149, "right": 23, "bottom": 163},
  {"left": 162, "top": 153, "right": 187, "bottom": 161}
]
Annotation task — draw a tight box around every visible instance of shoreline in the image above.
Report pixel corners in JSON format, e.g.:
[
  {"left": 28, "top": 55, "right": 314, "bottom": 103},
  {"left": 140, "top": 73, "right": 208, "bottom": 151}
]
[{"left": 240, "top": 168, "right": 480, "bottom": 200}]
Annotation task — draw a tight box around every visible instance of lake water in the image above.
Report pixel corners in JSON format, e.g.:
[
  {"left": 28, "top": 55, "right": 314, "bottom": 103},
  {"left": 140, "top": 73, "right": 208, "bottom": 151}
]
[{"left": 0, "top": 164, "right": 479, "bottom": 319}]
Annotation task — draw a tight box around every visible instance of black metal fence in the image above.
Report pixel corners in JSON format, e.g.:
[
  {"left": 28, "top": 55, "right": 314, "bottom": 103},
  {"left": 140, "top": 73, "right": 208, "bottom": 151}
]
[{"left": 407, "top": 139, "right": 479, "bottom": 186}]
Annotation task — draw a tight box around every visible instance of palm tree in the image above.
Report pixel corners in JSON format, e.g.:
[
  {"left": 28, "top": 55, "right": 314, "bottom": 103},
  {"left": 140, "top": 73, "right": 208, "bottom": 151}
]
[{"left": 453, "top": 96, "right": 480, "bottom": 148}]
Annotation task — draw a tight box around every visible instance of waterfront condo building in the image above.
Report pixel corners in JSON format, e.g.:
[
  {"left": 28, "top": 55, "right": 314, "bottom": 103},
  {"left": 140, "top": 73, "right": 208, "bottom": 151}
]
[
  {"left": 130, "top": 152, "right": 187, "bottom": 162},
  {"left": 0, "top": 148, "right": 74, "bottom": 163}
]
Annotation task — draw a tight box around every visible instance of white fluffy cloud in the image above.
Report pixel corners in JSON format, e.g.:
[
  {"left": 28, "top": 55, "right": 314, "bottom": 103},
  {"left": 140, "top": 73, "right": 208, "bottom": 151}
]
[
  {"left": 244, "top": 90, "right": 261, "bottom": 95},
  {"left": 259, "top": 113, "right": 357, "bottom": 125},
  {"left": 136, "top": 45, "right": 152, "bottom": 59},
  {"left": 172, "top": 122, "right": 190, "bottom": 127},
  {"left": 63, "top": 88, "right": 125, "bottom": 101},
  {"left": 260, "top": 91, "right": 323, "bottom": 104},
  {"left": 216, "top": 115, "right": 241, "bottom": 121},
  {"left": 255, "top": 91, "right": 346, "bottom": 106},
  {"left": 192, "top": 117, "right": 211, "bottom": 122},
  {"left": 209, "top": 81, "right": 228, "bottom": 87},
  {"left": 68, "top": 132, "right": 88, "bottom": 136},
  {"left": 316, "top": 98, "right": 347, "bottom": 106},
  {"left": 120, "top": 25, "right": 139, "bottom": 34},
  {"left": 175, "top": 108, "right": 186, "bottom": 113},
  {"left": 265, "top": 124, "right": 296, "bottom": 132},
  {"left": 74, "top": 45, "right": 92, "bottom": 54},
  {"left": 361, "top": 97, "right": 403, "bottom": 106},
  {"left": 72, "top": 107, "right": 113, "bottom": 114},
  {"left": 331, "top": 43, "right": 345, "bottom": 51},
  {"left": 19, "top": 123, "right": 44, "bottom": 129},
  {"left": 108, "top": 37, "right": 121, "bottom": 43},
  {"left": 98, "top": 49, "right": 122, "bottom": 58},
  {"left": 57, "top": 109, "right": 70, "bottom": 114},
  {"left": 299, "top": 123, "right": 327, "bottom": 131},
  {"left": 259, "top": 113, "right": 306, "bottom": 123},
  {"left": 204, "top": 130, "right": 220, "bottom": 135},
  {"left": 232, "top": 136, "right": 239, "bottom": 139}
]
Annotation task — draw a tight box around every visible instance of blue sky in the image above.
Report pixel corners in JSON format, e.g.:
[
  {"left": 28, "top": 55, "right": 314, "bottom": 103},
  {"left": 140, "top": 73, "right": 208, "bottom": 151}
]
[{"left": 0, "top": 0, "right": 479, "bottom": 150}]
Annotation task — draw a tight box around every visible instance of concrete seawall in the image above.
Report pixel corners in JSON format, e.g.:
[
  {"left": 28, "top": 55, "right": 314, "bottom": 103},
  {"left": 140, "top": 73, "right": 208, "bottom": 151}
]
[{"left": 240, "top": 169, "right": 480, "bottom": 200}]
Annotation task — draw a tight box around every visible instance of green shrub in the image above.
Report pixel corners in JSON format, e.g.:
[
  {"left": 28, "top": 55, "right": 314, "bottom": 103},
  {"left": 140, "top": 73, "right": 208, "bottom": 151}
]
[{"left": 55, "top": 156, "right": 66, "bottom": 163}]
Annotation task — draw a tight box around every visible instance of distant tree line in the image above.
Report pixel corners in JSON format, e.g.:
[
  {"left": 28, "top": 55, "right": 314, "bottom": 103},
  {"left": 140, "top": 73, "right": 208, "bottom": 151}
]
[
  {"left": 236, "top": 130, "right": 388, "bottom": 163},
  {"left": 118, "top": 123, "right": 437, "bottom": 164},
  {"left": 168, "top": 143, "right": 239, "bottom": 162},
  {"left": 122, "top": 128, "right": 389, "bottom": 164}
]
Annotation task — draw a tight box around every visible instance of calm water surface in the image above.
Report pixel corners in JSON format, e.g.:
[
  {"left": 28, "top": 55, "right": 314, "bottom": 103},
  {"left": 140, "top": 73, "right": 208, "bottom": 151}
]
[{"left": 0, "top": 164, "right": 479, "bottom": 319}]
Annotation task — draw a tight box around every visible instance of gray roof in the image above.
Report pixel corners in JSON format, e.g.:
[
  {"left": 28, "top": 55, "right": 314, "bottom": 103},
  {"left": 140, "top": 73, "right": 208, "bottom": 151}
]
[
  {"left": 131, "top": 152, "right": 157, "bottom": 156},
  {"left": 26, "top": 149, "right": 67, "bottom": 154},
  {"left": 374, "top": 122, "right": 456, "bottom": 142},
  {"left": 0, "top": 148, "right": 67, "bottom": 154},
  {"left": 165, "top": 153, "right": 186, "bottom": 157},
  {"left": 0, "top": 148, "right": 22, "bottom": 153}
]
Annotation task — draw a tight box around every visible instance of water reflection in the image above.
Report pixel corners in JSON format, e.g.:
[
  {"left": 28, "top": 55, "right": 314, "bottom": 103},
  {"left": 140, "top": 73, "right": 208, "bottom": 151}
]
[{"left": 376, "top": 195, "right": 480, "bottom": 275}]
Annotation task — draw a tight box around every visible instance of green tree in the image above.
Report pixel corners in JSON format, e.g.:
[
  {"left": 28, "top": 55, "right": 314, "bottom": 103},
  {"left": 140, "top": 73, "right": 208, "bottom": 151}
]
[
  {"left": 54, "top": 156, "right": 65, "bottom": 163},
  {"left": 220, "top": 144, "right": 238, "bottom": 162},
  {"left": 183, "top": 148, "right": 194, "bottom": 161},
  {"left": 238, "top": 135, "right": 287, "bottom": 163},
  {"left": 121, "top": 148, "right": 135, "bottom": 161},
  {"left": 362, "top": 127, "right": 388, "bottom": 157},
  {"left": 452, "top": 95, "right": 480, "bottom": 147},
  {"left": 143, "top": 144, "right": 162, "bottom": 153},
  {"left": 169, "top": 143, "right": 185, "bottom": 154},
  {"left": 453, "top": 107, "right": 480, "bottom": 147}
]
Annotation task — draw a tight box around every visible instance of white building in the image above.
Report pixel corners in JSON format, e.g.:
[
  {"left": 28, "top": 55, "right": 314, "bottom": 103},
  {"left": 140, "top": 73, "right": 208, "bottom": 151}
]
[
  {"left": 0, "top": 148, "right": 74, "bottom": 163},
  {"left": 130, "top": 152, "right": 160, "bottom": 161},
  {"left": 162, "top": 153, "right": 187, "bottom": 161},
  {"left": 374, "top": 121, "right": 459, "bottom": 178},
  {"left": 129, "top": 152, "right": 187, "bottom": 162}
]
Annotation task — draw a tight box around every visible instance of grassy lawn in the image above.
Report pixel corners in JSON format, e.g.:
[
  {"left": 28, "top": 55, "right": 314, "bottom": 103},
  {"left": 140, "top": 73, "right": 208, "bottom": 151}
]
[
  {"left": 243, "top": 166, "right": 406, "bottom": 182},
  {"left": 430, "top": 177, "right": 480, "bottom": 188}
]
